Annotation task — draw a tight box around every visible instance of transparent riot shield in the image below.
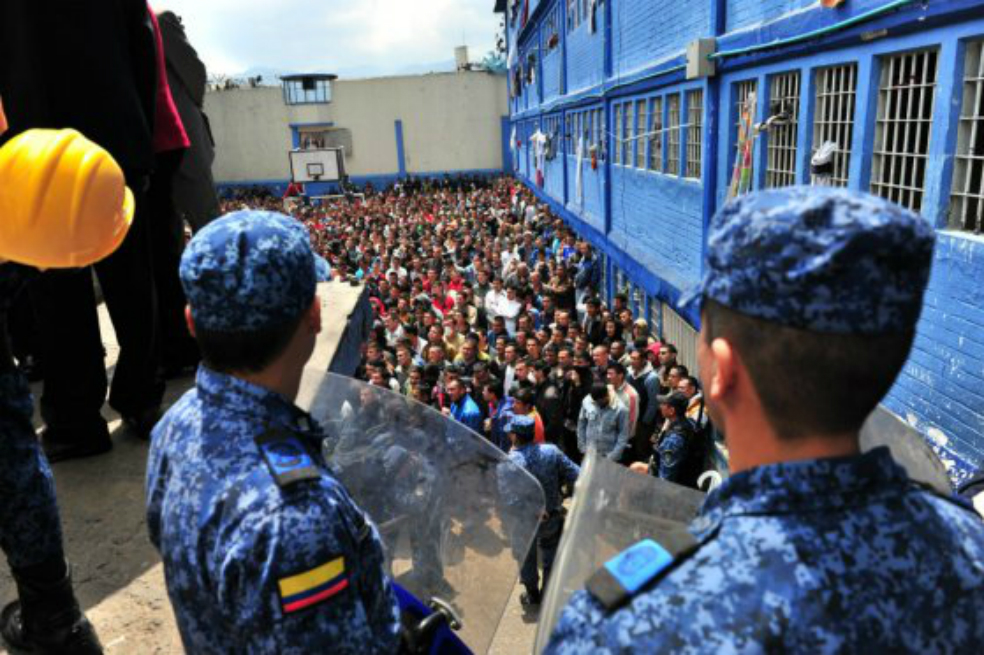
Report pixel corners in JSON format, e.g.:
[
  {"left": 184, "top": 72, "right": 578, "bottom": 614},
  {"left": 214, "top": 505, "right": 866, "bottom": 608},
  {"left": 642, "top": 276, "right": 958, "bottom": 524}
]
[
  {"left": 534, "top": 405, "right": 952, "bottom": 652},
  {"left": 533, "top": 450, "right": 706, "bottom": 652},
  {"left": 860, "top": 406, "right": 952, "bottom": 495},
  {"left": 296, "top": 370, "right": 545, "bottom": 654}
]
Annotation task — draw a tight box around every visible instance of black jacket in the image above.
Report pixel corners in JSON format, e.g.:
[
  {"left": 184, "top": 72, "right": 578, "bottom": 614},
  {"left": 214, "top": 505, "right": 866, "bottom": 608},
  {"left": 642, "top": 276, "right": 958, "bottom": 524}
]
[{"left": 0, "top": 0, "right": 157, "bottom": 174}]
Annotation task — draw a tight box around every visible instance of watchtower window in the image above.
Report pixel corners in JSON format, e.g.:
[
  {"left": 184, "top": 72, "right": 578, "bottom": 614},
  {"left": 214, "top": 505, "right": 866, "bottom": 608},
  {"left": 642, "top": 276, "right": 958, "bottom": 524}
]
[{"left": 283, "top": 77, "right": 332, "bottom": 105}]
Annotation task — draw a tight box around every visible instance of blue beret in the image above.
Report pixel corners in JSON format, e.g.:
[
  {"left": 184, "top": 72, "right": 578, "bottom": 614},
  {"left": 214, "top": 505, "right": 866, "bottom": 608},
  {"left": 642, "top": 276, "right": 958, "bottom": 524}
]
[
  {"left": 180, "top": 210, "right": 316, "bottom": 332},
  {"left": 506, "top": 414, "right": 536, "bottom": 440},
  {"left": 680, "top": 187, "right": 935, "bottom": 335}
]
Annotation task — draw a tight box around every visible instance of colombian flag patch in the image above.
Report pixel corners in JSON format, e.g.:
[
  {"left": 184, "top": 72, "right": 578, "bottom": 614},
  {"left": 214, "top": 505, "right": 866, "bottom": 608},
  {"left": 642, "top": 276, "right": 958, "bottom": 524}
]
[{"left": 278, "top": 557, "right": 348, "bottom": 614}]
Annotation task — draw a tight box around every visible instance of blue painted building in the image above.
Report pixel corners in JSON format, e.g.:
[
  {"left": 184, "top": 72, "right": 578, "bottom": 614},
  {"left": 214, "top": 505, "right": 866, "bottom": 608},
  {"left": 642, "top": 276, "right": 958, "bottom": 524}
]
[{"left": 500, "top": 0, "right": 984, "bottom": 482}]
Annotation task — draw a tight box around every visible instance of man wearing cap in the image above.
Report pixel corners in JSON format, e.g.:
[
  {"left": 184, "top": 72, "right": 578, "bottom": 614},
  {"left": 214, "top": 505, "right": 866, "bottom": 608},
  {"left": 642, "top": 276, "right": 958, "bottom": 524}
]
[
  {"left": 649, "top": 391, "right": 698, "bottom": 486},
  {"left": 504, "top": 414, "right": 580, "bottom": 608},
  {"left": 546, "top": 188, "right": 984, "bottom": 653},
  {"left": 145, "top": 211, "right": 401, "bottom": 653}
]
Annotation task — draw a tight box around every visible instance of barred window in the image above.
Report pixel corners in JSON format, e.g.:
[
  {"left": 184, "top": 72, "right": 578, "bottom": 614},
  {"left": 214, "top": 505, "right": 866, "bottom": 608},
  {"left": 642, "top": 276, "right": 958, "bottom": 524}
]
[
  {"left": 667, "top": 94, "right": 681, "bottom": 176},
  {"left": 614, "top": 104, "right": 623, "bottom": 164},
  {"left": 733, "top": 80, "right": 758, "bottom": 174},
  {"left": 648, "top": 96, "right": 663, "bottom": 172},
  {"left": 951, "top": 41, "right": 984, "bottom": 233},
  {"left": 686, "top": 89, "right": 704, "bottom": 179},
  {"left": 648, "top": 297, "right": 661, "bottom": 339},
  {"left": 567, "top": 0, "right": 578, "bottom": 32},
  {"left": 631, "top": 283, "right": 645, "bottom": 317},
  {"left": 813, "top": 64, "right": 858, "bottom": 187},
  {"left": 871, "top": 49, "right": 938, "bottom": 212},
  {"left": 623, "top": 102, "right": 634, "bottom": 167},
  {"left": 765, "top": 72, "right": 801, "bottom": 188},
  {"left": 635, "top": 100, "right": 647, "bottom": 169},
  {"left": 594, "top": 109, "right": 605, "bottom": 160}
]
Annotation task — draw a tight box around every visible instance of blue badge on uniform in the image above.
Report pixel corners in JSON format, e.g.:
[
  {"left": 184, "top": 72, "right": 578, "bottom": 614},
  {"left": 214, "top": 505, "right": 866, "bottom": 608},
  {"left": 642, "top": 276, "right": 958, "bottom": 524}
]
[
  {"left": 256, "top": 430, "right": 321, "bottom": 488},
  {"left": 586, "top": 539, "right": 680, "bottom": 611}
]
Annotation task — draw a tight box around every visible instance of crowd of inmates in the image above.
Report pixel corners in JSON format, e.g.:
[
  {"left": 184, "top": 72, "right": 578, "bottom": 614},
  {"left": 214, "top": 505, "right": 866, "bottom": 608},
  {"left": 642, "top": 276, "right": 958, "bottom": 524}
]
[{"left": 223, "top": 174, "right": 714, "bottom": 486}]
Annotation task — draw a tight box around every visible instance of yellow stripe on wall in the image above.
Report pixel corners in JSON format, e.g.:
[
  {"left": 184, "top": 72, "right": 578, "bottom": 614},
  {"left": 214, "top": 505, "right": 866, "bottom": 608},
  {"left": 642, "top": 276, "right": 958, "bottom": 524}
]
[{"left": 278, "top": 557, "right": 345, "bottom": 598}]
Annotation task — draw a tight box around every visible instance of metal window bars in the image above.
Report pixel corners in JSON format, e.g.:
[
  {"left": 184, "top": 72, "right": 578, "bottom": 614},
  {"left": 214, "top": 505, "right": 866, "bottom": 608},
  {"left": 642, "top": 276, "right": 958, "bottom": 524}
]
[
  {"left": 871, "top": 49, "right": 938, "bottom": 212},
  {"left": 635, "top": 100, "right": 647, "bottom": 169},
  {"left": 613, "top": 104, "right": 623, "bottom": 165},
  {"left": 813, "top": 64, "right": 858, "bottom": 187},
  {"left": 686, "top": 89, "right": 704, "bottom": 179},
  {"left": 594, "top": 109, "right": 605, "bottom": 160},
  {"left": 624, "top": 102, "right": 634, "bottom": 167},
  {"left": 951, "top": 41, "right": 984, "bottom": 233},
  {"left": 667, "top": 94, "right": 681, "bottom": 176},
  {"left": 734, "top": 80, "right": 757, "bottom": 176},
  {"left": 765, "top": 72, "right": 801, "bottom": 188},
  {"left": 648, "top": 97, "right": 664, "bottom": 172}
]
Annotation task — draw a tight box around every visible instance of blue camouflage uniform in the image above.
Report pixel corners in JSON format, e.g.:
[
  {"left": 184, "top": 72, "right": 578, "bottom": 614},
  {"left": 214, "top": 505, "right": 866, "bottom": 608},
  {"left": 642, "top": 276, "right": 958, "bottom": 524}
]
[
  {"left": 506, "top": 415, "right": 580, "bottom": 600},
  {"left": 146, "top": 211, "right": 400, "bottom": 654},
  {"left": 547, "top": 188, "right": 984, "bottom": 653},
  {"left": 0, "top": 264, "right": 64, "bottom": 570}
]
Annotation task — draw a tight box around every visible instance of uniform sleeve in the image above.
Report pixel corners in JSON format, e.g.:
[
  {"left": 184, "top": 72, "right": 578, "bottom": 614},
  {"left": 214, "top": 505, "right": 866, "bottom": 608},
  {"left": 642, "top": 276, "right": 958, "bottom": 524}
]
[
  {"left": 657, "top": 432, "right": 686, "bottom": 483},
  {"left": 558, "top": 450, "right": 580, "bottom": 487},
  {"left": 543, "top": 590, "right": 607, "bottom": 655},
  {"left": 211, "top": 487, "right": 401, "bottom": 654}
]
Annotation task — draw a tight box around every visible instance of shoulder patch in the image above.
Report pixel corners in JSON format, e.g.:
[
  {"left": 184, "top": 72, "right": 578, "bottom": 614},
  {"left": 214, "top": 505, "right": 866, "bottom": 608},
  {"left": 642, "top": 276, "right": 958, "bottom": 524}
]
[
  {"left": 586, "top": 532, "right": 698, "bottom": 612},
  {"left": 256, "top": 430, "right": 321, "bottom": 488},
  {"left": 278, "top": 556, "right": 349, "bottom": 614}
]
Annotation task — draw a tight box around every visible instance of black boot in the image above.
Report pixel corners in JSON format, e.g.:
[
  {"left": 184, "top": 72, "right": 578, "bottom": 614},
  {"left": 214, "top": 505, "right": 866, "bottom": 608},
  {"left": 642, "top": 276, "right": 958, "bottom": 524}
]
[{"left": 0, "top": 560, "right": 102, "bottom": 654}]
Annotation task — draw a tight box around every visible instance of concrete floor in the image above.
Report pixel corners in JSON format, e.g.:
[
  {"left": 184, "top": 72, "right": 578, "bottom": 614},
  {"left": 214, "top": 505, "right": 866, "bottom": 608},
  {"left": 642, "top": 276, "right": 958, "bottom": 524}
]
[{"left": 0, "top": 285, "right": 540, "bottom": 654}]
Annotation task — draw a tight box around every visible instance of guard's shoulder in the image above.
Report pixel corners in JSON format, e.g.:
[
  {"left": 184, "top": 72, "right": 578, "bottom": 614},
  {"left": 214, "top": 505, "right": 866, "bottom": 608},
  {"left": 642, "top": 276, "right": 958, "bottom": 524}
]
[
  {"left": 255, "top": 428, "right": 324, "bottom": 489},
  {"left": 585, "top": 531, "right": 707, "bottom": 613}
]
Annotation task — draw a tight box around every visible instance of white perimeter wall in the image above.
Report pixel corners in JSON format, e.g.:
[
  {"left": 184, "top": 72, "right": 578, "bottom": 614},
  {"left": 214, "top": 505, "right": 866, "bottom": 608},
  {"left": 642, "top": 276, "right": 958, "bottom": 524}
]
[{"left": 204, "top": 72, "right": 507, "bottom": 183}]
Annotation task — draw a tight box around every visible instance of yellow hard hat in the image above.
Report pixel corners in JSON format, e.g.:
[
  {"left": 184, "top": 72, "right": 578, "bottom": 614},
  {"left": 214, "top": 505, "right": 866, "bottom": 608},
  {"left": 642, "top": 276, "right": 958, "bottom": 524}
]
[{"left": 0, "top": 128, "right": 134, "bottom": 268}]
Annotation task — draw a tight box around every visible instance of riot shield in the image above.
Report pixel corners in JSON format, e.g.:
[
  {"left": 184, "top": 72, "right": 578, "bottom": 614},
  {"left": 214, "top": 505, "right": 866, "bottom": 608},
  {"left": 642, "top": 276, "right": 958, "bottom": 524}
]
[
  {"left": 860, "top": 406, "right": 952, "bottom": 494},
  {"left": 533, "top": 450, "right": 705, "bottom": 652},
  {"left": 296, "top": 370, "right": 546, "bottom": 654}
]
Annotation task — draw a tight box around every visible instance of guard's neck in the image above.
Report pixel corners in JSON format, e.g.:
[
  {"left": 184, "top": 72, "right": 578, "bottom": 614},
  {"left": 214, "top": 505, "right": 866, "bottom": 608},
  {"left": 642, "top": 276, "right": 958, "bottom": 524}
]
[{"left": 724, "top": 412, "right": 860, "bottom": 473}]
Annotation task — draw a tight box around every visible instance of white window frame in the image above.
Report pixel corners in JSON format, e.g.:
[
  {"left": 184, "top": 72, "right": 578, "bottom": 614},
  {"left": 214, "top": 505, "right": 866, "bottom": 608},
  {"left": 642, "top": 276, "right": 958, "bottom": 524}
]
[
  {"left": 648, "top": 96, "right": 663, "bottom": 172},
  {"left": 666, "top": 94, "right": 681, "bottom": 176}
]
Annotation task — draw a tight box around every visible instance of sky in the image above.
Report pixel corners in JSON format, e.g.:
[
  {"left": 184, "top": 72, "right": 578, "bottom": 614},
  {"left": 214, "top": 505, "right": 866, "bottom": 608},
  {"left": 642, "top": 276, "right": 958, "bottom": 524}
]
[{"left": 156, "top": 0, "right": 501, "bottom": 79}]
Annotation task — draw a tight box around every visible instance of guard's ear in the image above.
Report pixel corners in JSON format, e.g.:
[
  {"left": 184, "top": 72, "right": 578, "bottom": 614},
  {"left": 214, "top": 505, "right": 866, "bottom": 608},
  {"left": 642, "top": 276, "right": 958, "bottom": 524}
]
[
  {"left": 706, "top": 336, "right": 738, "bottom": 404},
  {"left": 184, "top": 305, "right": 196, "bottom": 338}
]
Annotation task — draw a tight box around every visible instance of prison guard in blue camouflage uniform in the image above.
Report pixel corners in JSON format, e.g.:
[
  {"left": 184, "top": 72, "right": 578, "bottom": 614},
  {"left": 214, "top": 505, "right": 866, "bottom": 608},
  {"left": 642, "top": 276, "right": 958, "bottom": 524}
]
[
  {"left": 506, "top": 415, "right": 579, "bottom": 599},
  {"left": 145, "top": 211, "right": 400, "bottom": 654},
  {"left": 0, "top": 264, "right": 64, "bottom": 570},
  {"left": 545, "top": 188, "right": 984, "bottom": 654}
]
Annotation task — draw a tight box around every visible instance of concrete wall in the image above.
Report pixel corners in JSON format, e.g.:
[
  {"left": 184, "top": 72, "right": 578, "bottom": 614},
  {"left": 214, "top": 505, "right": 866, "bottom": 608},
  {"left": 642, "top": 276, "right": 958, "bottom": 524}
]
[
  {"left": 205, "top": 71, "right": 508, "bottom": 185},
  {"left": 506, "top": 0, "right": 984, "bottom": 479}
]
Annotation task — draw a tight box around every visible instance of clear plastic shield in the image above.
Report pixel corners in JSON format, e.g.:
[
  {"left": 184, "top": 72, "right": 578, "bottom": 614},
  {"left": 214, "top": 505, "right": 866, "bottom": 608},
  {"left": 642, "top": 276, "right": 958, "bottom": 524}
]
[
  {"left": 534, "top": 451, "right": 706, "bottom": 653},
  {"left": 860, "top": 406, "right": 952, "bottom": 494},
  {"left": 296, "top": 370, "right": 546, "bottom": 654}
]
